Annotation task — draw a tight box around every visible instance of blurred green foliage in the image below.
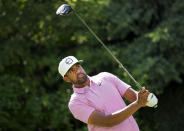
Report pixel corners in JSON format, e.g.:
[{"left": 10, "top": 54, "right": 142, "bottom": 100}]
[{"left": 0, "top": 0, "right": 184, "bottom": 130}]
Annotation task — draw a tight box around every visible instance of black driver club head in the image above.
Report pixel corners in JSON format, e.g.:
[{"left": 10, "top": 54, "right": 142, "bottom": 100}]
[{"left": 56, "top": 4, "right": 73, "bottom": 16}]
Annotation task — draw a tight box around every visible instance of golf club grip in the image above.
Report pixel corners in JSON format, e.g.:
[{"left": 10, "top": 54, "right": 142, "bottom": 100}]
[{"left": 73, "top": 11, "right": 142, "bottom": 90}]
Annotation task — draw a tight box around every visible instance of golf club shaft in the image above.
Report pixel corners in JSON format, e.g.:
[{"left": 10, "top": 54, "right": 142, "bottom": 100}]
[{"left": 73, "top": 11, "right": 142, "bottom": 90}]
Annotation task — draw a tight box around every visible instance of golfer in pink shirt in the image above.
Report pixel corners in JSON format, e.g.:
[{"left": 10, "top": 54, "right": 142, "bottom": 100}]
[{"left": 58, "top": 56, "right": 150, "bottom": 131}]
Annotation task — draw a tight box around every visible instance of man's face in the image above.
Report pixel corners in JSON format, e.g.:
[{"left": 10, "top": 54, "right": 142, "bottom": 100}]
[{"left": 64, "top": 63, "right": 88, "bottom": 85}]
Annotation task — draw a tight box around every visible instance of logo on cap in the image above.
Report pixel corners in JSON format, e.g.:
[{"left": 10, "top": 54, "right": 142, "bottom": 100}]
[{"left": 65, "top": 58, "right": 73, "bottom": 65}]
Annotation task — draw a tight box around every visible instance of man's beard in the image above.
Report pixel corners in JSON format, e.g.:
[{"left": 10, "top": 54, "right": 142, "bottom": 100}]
[{"left": 74, "top": 73, "right": 88, "bottom": 85}]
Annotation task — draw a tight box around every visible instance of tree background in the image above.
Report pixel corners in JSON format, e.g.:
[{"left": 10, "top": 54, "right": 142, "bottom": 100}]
[{"left": 0, "top": 0, "right": 184, "bottom": 130}]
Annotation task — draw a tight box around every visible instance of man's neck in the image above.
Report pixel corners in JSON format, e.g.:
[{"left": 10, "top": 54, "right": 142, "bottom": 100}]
[{"left": 73, "top": 77, "right": 90, "bottom": 88}]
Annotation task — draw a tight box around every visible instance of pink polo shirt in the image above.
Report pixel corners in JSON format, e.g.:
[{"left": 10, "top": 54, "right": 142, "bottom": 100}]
[{"left": 68, "top": 72, "right": 139, "bottom": 131}]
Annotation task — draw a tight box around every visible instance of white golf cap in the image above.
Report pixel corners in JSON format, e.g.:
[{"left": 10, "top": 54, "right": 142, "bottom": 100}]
[{"left": 58, "top": 56, "right": 83, "bottom": 77}]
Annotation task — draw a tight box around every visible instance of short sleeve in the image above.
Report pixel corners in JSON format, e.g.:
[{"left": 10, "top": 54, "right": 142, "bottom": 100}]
[
  {"left": 104, "top": 72, "right": 131, "bottom": 96},
  {"left": 68, "top": 100, "right": 95, "bottom": 124},
  {"left": 113, "top": 76, "right": 131, "bottom": 96}
]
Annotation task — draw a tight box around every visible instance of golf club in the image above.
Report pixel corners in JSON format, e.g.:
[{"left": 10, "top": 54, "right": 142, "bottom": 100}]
[{"left": 56, "top": 4, "right": 158, "bottom": 108}]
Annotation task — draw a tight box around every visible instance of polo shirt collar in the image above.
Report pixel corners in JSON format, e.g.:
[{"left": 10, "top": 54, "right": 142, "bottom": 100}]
[{"left": 72, "top": 76, "right": 96, "bottom": 94}]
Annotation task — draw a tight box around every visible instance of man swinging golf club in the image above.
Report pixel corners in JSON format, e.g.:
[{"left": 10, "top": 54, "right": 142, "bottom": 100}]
[{"left": 58, "top": 56, "right": 155, "bottom": 131}]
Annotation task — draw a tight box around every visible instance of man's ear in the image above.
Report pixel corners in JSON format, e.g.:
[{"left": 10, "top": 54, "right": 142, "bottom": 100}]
[{"left": 63, "top": 76, "right": 71, "bottom": 83}]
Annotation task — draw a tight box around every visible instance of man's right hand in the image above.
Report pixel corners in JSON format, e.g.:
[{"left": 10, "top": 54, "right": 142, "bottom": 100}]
[{"left": 136, "top": 87, "right": 150, "bottom": 107}]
